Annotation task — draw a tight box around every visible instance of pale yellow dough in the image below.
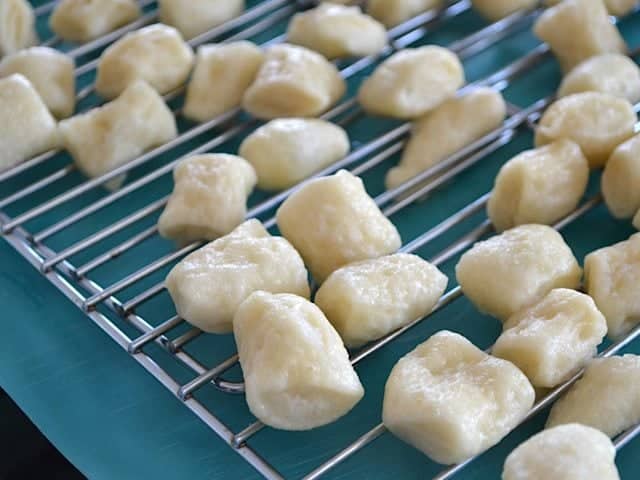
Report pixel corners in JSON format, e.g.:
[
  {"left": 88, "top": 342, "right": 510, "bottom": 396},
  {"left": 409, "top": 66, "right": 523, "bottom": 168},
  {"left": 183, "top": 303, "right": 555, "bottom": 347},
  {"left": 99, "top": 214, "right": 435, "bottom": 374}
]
[
  {"left": 367, "top": 0, "right": 443, "bottom": 27},
  {"left": 471, "top": 0, "right": 538, "bottom": 21},
  {"left": 158, "top": 0, "right": 244, "bottom": 40},
  {"left": 602, "top": 134, "right": 640, "bottom": 219},
  {"left": 0, "top": 0, "right": 37, "bottom": 56},
  {"left": 544, "top": 0, "right": 638, "bottom": 16}
]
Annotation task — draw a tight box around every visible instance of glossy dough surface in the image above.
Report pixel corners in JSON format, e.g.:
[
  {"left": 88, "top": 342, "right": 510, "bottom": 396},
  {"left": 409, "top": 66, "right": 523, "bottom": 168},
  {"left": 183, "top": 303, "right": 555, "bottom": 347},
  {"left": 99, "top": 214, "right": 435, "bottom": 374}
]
[
  {"left": 158, "top": 0, "right": 244, "bottom": 40},
  {"left": 471, "top": 0, "right": 538, "bottom": 21},
  {"left": 602, "top": 134, "right": 640, "bottom": 219},
  {"left": 367, "top": 0, "right": 442, "bottom": 27},
  {"left": 0, "top": 0, "right": 37, "bottom": 56}
]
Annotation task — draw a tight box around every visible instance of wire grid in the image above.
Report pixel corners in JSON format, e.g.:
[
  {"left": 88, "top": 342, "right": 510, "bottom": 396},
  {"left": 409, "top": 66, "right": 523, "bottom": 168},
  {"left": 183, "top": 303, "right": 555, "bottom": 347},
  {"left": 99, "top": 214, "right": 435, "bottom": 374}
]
[{"left": 2, "top": 1, "right": 640, "bottom": 478}]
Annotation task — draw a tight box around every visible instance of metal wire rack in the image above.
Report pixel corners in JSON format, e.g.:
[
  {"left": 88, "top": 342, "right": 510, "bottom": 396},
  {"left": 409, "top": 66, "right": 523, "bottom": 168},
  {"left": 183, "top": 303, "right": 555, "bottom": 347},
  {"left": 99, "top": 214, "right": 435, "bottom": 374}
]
[{"left": 2, "top": 1, "right": 640, "bottom": 478}]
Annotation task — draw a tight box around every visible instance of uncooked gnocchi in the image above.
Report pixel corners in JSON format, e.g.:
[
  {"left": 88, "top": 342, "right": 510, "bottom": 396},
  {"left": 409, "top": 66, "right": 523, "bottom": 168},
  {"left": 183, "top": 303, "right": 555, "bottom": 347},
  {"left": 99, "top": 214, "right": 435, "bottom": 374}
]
[
  {"left": 239, "top": 118, "right": 350, "bottom": 191},
  {"left": 544, "top": 0, "right": 639, "bottom": 16},
  {"left": 602, "top": 134, "right": 640, "bottom": 219},
  {"left": 158, "top": 0, "right": 244, "bottom": 40},
  {"left": 471, "top": 0, "right": 538, "bottom": 21},
  {"left": 383, "top": 331, "right": 534, "bottom": 465},
  {"left": 166, "top": 220, "right": 310, "bottom": 333},
  {"left": 0, "top": 0, "right": 37, "bottom": 56},
  {"left": 634, "top": 210, "right": 640, "bottom": 230},
  {"left": 367, "top": 0, "right": 442, "bottom": 27},
  {"left": 234, "top": 291, "right": 364, "bottom": 430},
  {"left": 158, "top": 154, "right": 257, "bottom": 245}
]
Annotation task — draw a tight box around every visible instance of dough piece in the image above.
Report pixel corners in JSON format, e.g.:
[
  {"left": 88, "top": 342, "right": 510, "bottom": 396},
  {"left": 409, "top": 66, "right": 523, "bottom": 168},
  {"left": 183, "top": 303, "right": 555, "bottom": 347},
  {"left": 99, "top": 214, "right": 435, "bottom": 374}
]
[
  {"left": 546, "top": 355, "right": 640, "bottom": 438},
  {"left": 183, "top": 41, "right": 264, "bottom": 123},
  {"left": 544, "top": 0, "right": 638, "bottom": 16},
  {"left": 95, "top": 24, "right": 194, "bottom": 100},
  {"left": 383, "top": 331, "right": 534, "bottom": 465},
  {"left": 158, "top": 154, "right": 257, "bottom": 244},
  {"left": 558, "top": 54, "right": 640, "bottom": 103},
  {"left": 634, "top": 210, "right": 640, "bottom": 230},
  {"left": 0, "top": 74, "right": 58, "bottom": 171},
  {"left": 0, "top": 0, "right": 37, "bottom": 56},
  {"left": 358, "top": 46, "right": 464, "bottom": 119},
  {"left": 602, "top": 134, "right": 640, "bottom": 219},
  {"left": 488, "top": 140, "right": 589, "bottom": 232},
  {"left": 49, "top": 0, "right": 141, "bottom": 43},
  {"left": 287, "top": 4, "right": 387, "bottom": 59},
  {"left": 534, "top": 0, "right": 627, "bottom": 73},
  {"left": 315, "top": 253, "right": 448, "bottom": 348},
  {"left": 243, "top": 44, "right": 346, "bottom": 119},
  {"left": 502, "top": 424, "right": 620, "bottom": 480},
  {"left": 471, "top": 0, "right": 538, "bottom": 21},
  {"left": 158, "top": 0, "right": 244, "bottom": 40},
  {"left": 456, "top": 225, "right": 582, "bottom": 321},
  {"left": 584, "top": 233, "right": 640, "bottom": 338},
  {"left": 386, "top": 87, "right": 506, "bottom": 189},
  {"left": 166, "top": 220, "right": 310, "bottom": 333},
  {"left": 367, "top": 0, "right": 443, "bottom": 27},
  {"left": 493, "top": 289, "right": 607, "bottom": 388},
  {"left": 535, "top": 92, "right": 636, "bottom": 169},
  {"left": 239, "top": 118, "right": 350, "bottom": 191},
  {"left": 59, "top": 81, "right": 177, "bottom": 182},
  {"left": 0, "top": 47, "right": 75, "bottom": 119},
  {"left": 276, "top": 170, "right": 401, "bottom": 283}
]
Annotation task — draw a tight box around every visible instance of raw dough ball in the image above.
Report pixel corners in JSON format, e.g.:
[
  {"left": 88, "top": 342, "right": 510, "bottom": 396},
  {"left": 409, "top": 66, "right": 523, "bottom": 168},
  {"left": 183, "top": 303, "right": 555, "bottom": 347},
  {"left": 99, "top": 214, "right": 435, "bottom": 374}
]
[
  {"left": 95, "top": 24, "right": 194, "bottom": 100},
  {"left": 386, "top": 87, "right": 506, "bottom": 189},
  {"left": 584, "top": 233, "right": 640, "bottom": 338},
  {"left": 488, "top": 140, "right": 589, "bottom": 232},
  {"left": 0, "top": 74, "right": 59, "bottom": 171},
  {"left": 287, "top": 4, "right": 387, "bottom": 59},
  {"left": 276, "top": 170, "right": 401, "bottom": 283},
  {"left": 239, "top": 118, "right": 350, "bottom": 191},
  {"left": 315, "top": 253, "right": 448, "bottom": 348},
  {"left": 634, "top": 210, "right": 640, "bottom": 230},
  {"left": 234, "top": 291, "right": 364, "bottom": 430},
  {"left": 502, "top": 424, "right": 620, "bottom": 480},
  {"left": 544, "top": 0, "right": 638, "bottom": 16},
  {"left": 50, "top": 0, "right": 140, "bottom": 43},
  {"left": 183, "top": 41, "right": 264, "bottom": 123},
  {"left": 0, "top": 47, "right": 75, "bottom": 119},
  {"left": 158, "top": 154, "right": 257, "bottom": 244},
  {"left": 0, "top": 0, "right": 37, "bottom": 56},
  {"left": 367, "top": 0, "right": 443, "bottom": 27},
  {"left": 456, "top": 225, "right": 582, "bottom": 321},
  {"left": 471, "top": 0, "right": 538, "bottom": 21},
  {"left": 358, "top": 46, "right": 464, "bottom": 119},
  {"left": 546, "top": 355, "right": 640, "bottom": 438},
  {"left": 602, "top": 134, "right": 640, "bottom": 219},
  {"left": 158, "top": 0, "right": 244, "bottom": 40},
  {"left": 243, "top": 44, "right": 346, "bottom": 119},
  {"left": 166, "top": 220, "right": 310, "bottom": 333},
  {"left": 535, "top": 92, "right": 636, "bottom": 169},
  {"left": 492, "top": 289, "right": 607, "bottom": 388},
  {"left": 383, "top": 331, "right": 534, "bottom": 465}
]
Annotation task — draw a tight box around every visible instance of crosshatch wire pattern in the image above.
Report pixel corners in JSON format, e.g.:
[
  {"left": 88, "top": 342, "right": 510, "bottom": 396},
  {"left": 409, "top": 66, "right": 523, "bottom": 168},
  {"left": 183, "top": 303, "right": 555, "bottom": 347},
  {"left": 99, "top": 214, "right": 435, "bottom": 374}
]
[{"left": 2, "top": 1, "right": 640, "bottom": 478}]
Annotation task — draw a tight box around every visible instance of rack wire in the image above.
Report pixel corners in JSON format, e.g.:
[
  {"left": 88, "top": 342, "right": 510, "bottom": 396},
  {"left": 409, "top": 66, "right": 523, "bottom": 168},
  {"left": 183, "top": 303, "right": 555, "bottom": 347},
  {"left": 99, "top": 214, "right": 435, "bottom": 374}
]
[{"left": 2, "top": 1, "right": 640, "bottom": 478}]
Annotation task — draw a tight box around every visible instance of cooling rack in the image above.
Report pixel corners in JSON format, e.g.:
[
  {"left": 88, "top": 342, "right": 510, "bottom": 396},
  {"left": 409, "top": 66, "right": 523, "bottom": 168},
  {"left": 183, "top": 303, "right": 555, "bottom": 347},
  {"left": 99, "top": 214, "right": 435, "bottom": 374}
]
[{"left": 2, "top": 1, "right": 640, "bottom": 478}]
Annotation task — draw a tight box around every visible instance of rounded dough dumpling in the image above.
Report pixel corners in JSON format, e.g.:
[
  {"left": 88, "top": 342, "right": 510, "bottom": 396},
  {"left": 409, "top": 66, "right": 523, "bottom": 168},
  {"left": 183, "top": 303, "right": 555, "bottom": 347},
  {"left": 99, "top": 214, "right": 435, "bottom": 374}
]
[
  {"left": 535, "top": 92, "right": 636, "bottom": 169},
  {"left": 95, "top": 24, "right": 195, "bottom": 100},
  {"left": 602, "top": 134, "right": 640, "bottom": 219},
  {"left": 367, "top": 0, "right": 442, "bottom": 27},
  {"left": 471, "top": 0, "right": 538, "bottom": 21},
  {"left": 158, "top": 0, "right": 244, "bottom": 40},
  {"left": 545, "top": 0, "right": 638, "bottom": 16},
  {"left": 315, "top": 253, "right": 448, "bottom": 348},
  {"left": 634, "top": 210, "right": 640, "bottom": 230},
  {"left": 239, "top": 118, "right": 350, "bottom": 191},
  {"left": 456, "top": 225, "right": 582, "bottom": 321},
  {"left": 383, "top": 331, "right": 534, "bottom": 465},
  {"left": 242, "top": 44, "right": 346, "bottom": 119},
  {"left": 234, "top": 291, "right": 364, "bottom": 430},
  {"left": 358, "top": 46, "right": 464, "bottom": 119},
  {"left": 166, "top": 220, "right": 310, "bottom": 334},
  {"left": 0, "top": 0, "right": 37, "bottom": 56},
  {"left": 158, "top": 154, "right": 257, "bottom": 245},
  {"left": 276, "top": 170, "right": 401, "bottom": 283}
]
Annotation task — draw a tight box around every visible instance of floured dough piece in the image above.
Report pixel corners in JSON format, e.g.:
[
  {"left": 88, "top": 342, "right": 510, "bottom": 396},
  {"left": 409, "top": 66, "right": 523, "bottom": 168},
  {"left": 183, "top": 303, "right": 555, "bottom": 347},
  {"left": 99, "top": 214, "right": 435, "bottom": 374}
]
[
  {"left": 158, "top": 154, "right": 257, "bottom": 244},
  {"left": 546, "top": 355, "right": 640, "bottom": 438},
  {"left": 276, "top": 170, "right": 401, "bottom": 283},
  {"left": 471, "top": 0, "right": 538, "bottom": 21},
  {"left": 584, "top": 233, "right": 640, "bottom": 338},
  {"left": 456, "top": 225, "right": 582, "bottom": 321},
  {"left": 358, "top": 46, "right": 464, "bottom": 119},
  {"left": 386, "top": 87, "right": 506, "bottom": 189},
  {"left": 287, "top": 4, "right": 387, "bottom": 59},
  {"left": 0, "top": 74, "right": 58, "bottom": 171},
  {"left": 544, "top": 0, "right": 638, "bottom": 16},
  {"left": 183, "top": 42, "right": 263, "bottom": 123},
  {"left": 50, "top": 0, "right": 141, "bottom": 43},
  {"left": 59, "top": 81, "right": 177, "bottom": 183},
  {"left": 0, "top": 0, "right": 37, "bottom": 56},
  {"left": 502, "top": 424, "right": 620, "bottom": 480},
  {"left": 239, "top": 118, "right": 349, "bottom": 191},
  {"left": 0, "top": 47, "right": 75, "bottom": 119},
  {"left": 159, "top": 0, "right": 244, "bottom": 40},
  {"left": 534, "top": 0, "right": 627, "bottom": 73},
  {"left": 243, "top": 44, "right": 346, "bottom": 119},
  {"left": 535, "top": 92, "right": 636, "bottom": 169},
  {"left": 367, "top": 0, "right": 443, "bottom": 27},
  {"left": 634, "top": 210, "right": 640, "bottom": 230},
  {"left": 95, "top": 24, "right": 194, "bottom": 100},
  {"left": 558, "top": 54, "right": 640, "bottom": 103},
  {"left": 493, "top": 289, "right": 607, "bottom": 388},
  {"left": 315, "top": 253, "right": 448, "bottom": 348},
  {"left": 602, "top": 134, "right": 640, "bottom": 219},
  {"left": 383, "top": 331, "right": 534, "bottom": 465},
  {"left": 166, "top": 220, "right": 310, "bottom": 333},
  {"left": 488, "top": 140, "right": 589, "bottom": 232}
]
